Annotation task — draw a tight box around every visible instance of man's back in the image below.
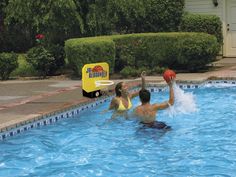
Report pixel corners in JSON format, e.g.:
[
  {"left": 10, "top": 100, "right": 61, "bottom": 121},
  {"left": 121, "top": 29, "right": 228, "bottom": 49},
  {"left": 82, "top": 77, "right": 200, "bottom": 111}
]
[
  {"left": 134, "top": 82, "right": 174, "bottom": 125},
  {"left": 135, "top": 103, "right": 157, "bottom": 124}
]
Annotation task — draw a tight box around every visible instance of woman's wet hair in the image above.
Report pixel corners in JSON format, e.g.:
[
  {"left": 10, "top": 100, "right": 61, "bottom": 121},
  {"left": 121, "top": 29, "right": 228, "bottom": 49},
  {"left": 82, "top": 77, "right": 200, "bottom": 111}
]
[
  {"left": 115, "top": 82, "right": 123, "bottom": 97},
  {"left": 139, "top": 89, "right": 150, "bottom": 103}
]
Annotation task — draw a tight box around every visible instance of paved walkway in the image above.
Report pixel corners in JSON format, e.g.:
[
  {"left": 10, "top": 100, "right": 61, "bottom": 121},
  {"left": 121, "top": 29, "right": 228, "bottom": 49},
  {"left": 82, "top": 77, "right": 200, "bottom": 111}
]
[{"left": 0, "top": 57, "right": 236, "bottom": 131}]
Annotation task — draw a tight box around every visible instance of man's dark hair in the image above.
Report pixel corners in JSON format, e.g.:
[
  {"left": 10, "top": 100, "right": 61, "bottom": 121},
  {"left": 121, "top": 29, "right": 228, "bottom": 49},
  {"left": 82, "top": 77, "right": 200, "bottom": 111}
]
[
  {"left": 139, "top": 89, "right": 150, "bottom": 103},
  {"left": 115, "top": 82, "right": 123, "bottom": 97}
]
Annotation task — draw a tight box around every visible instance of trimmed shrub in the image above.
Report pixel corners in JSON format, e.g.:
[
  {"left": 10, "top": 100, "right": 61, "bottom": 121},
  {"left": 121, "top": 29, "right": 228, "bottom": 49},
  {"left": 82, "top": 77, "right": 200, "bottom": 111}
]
[
  {"left": 180, "top": 13, "right": 223, "bottom": 45},
  {"left": 113, "top": 33, "right": 219, "bottom": 72},
  {"left": 65, "top": 32, "right": 220, "bottom": 74},
  {"left": 65, "top": 38, "right": 115, "bottom": 76},
  {"left": 26, "top": 46, "right": 56, "bottom": 78},
  {"left": 176, "top": 33, "right": 219, "bottom": 71},
  {"left": 0, "top": 52, "right": 18, "bottom": 80}
]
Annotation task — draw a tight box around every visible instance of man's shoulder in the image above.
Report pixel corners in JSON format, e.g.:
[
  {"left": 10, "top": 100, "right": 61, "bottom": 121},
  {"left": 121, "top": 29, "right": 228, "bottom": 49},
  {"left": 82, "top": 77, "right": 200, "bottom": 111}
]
[
  {"left": 134, "top": 105, "right": 142, "bottom": 114},
  {"left": 135, "top": 105, "right": 143, "bottom": 110},
  {"left": 151, "top": 103, "right": 159, "bottom": 109}
]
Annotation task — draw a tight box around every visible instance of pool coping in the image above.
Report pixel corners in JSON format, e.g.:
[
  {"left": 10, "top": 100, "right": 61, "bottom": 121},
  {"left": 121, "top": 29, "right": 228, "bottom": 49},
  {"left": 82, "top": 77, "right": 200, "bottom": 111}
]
[{"left": 0, "top": 78, "right": 236, "bottom": 141}]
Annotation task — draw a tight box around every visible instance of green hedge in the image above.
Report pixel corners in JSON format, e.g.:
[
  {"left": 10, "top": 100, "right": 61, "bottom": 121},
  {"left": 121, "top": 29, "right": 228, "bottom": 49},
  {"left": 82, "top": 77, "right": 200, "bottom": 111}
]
[
  {"left": 180, "top": 13, "right": 223, "bottom": 45},
  {"left": 113, "top": 33, "right": 219, "bottom": 71},
  {"left": 65, "top": 32, "right": 220, "bottom": 75},
  {"left": 175, "top": 33, "right": 219, "bottom": 71},
  {"left": 0, "top": 52, "right": 18, "bottom": 80},
  {"left": 65, "top": 38, "right": 115, "bottom": 76}
]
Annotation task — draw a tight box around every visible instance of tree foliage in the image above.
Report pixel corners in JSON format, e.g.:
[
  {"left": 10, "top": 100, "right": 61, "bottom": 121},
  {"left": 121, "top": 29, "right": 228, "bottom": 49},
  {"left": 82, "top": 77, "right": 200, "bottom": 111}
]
[
  {"left": 3, "top": 0, "right": 84, "bottom": 51},
  {"left": 76, "top": 0, "right": 184, "bottom": 35},
  {"left": 83, "top": 0, "right": 184, "bottom": 35},
  {"left": 2, "top": 0, "right": 185, "bottom": 52}
]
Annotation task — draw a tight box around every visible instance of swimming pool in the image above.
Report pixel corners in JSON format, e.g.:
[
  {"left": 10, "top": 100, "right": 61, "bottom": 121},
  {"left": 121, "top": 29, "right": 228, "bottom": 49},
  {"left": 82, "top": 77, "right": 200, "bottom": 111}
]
[{"left": 0, "top": 84, "right": 236, "bottom": 176}]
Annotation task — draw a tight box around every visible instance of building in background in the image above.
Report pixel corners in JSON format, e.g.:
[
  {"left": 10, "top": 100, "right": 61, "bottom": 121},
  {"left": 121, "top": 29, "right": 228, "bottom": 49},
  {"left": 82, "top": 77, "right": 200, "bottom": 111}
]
[{"left": 185, "top": 0, "right": 236, "bottom": 57}]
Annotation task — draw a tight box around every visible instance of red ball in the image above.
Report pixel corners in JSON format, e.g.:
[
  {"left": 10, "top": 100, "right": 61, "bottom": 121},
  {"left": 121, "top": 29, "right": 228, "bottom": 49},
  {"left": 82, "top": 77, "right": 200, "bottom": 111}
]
[{"left": 163, "top": 69, "right": 176, "bottom": 83}]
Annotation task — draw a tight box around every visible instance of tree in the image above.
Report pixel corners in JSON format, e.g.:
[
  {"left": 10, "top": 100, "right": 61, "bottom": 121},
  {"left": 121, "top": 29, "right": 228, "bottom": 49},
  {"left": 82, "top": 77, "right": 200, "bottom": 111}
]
[
  {"left": 4, "top": 0, "right": 84, "bottom": 50},
  {"left": 83, "top": 0, "right": 117, "bottom": 36},
  {"left": 2, "top": 0, "right": 185, "bottom": 51},
  {"left": 142, "top": 0, "right": 185, "bottom": 32},
  {"left": 83, "top": 0, "right": 185, "bottom": 35}
]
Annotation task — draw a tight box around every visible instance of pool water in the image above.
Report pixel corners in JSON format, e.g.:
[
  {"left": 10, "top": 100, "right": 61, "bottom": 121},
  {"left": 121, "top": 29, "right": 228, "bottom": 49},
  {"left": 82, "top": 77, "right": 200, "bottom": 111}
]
[{"left": 0, "top": 86, "right": 236, "bottom": 177}]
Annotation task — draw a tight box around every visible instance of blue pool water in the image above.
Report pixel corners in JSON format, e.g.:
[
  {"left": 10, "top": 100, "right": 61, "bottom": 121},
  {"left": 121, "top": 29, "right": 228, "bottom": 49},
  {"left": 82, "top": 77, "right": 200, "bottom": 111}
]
[{"left": 0, "top": 86, "right": 236, "bottom": 177}]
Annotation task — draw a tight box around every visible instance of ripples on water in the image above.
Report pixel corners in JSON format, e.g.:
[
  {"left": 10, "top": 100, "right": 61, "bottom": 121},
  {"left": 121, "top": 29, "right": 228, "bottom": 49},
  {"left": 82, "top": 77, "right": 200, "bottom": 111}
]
[{"left": 0, "top": 86, "right": 236, "bottom": 176}]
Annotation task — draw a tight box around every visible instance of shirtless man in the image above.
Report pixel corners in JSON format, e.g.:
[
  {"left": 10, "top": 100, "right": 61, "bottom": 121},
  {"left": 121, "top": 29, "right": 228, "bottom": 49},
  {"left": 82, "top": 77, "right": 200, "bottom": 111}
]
[{"left": 134, "top": 80, "right": 174, "bottom": 129}]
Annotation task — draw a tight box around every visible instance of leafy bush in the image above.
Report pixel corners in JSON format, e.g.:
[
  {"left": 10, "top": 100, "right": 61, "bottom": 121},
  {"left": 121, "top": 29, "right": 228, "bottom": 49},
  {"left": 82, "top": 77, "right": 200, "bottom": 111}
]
[
  {"left": 120, "top": 66, "right": 137, "bottom": 77},
  {"left": 120, "top": 63, "right": 166, "bottom": 78},
  {"left": 180, "top": 13, "right": 223, "bottom": 45},
  {"left": 0, "top": 52, "right": 18, "bottom": 80},
  {"left": 46, "top": 44, "right": 65, "bottom": 75},
  {"left": 65, "top": 32, "right": 220, "bottom": 74},
  {"left": 26, "top": 46, "right": 56, "bottom": 78},
  {"left": 120, "top": 66, "right": 149, "bottom": 77},
  {"left": 177, "top": 33, "right": 219, "bottom": 71},
  {"left": 11, "top": 54, "right": 37, "bottom": 77},
  {"left": 65, "top": 37, "right": 115, "bottom": 76},
  {"left": 151, "top": 66, "right": 166, "bottom": 74},
  {"left": 113, "top": 33, "right": 219, "bottom": 72}
]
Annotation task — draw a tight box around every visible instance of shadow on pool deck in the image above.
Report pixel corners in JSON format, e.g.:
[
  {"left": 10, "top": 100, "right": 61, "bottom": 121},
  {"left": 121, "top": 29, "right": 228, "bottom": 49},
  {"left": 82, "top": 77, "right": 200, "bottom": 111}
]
[{"left": 0, "top": 57, "right": 236, "bottom": 131}]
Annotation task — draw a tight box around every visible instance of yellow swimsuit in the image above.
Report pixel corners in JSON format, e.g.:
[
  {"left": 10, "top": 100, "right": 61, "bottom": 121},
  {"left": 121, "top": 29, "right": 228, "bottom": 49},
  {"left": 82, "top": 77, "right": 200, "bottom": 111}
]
[{"left": 117, "top": 97, "right": 132, "bottom": 111}]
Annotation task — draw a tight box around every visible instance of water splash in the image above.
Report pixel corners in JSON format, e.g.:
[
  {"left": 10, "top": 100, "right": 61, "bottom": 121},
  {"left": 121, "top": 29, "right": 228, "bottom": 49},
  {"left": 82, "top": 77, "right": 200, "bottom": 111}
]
[{"left": 167, "top": 82, "right": 198, "bottom": 117}]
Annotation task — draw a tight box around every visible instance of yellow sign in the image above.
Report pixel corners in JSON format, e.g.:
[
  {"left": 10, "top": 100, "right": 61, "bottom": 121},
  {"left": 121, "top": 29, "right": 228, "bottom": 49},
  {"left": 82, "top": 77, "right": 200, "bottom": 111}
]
[{"left": 82, "top": 62, "right": 109, "bottom": 93}]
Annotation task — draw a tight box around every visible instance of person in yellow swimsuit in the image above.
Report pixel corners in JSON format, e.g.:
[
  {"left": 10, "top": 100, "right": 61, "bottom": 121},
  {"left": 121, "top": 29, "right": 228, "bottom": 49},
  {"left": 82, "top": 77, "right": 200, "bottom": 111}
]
[{"left": 108, "top": 71, "right": 146, "bottom": 119}]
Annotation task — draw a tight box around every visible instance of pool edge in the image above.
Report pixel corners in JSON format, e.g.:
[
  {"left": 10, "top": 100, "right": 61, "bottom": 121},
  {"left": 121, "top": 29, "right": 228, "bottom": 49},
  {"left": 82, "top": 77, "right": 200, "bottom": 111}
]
[{"left": 0, "top": 78, "right": 236, "bottom": 141}]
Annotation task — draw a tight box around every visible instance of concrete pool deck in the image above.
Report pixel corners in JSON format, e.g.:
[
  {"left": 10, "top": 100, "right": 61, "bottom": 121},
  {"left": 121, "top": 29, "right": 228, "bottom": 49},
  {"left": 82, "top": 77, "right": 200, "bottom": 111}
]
[{"left": 0, "top": 57, "right": 236, "bottom": 132}]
